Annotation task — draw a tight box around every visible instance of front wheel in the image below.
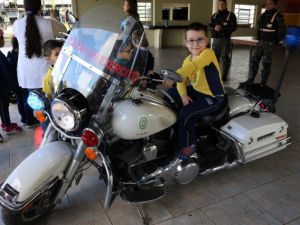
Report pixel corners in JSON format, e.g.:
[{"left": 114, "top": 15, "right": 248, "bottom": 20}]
[{"left": 1, "top": 180, "right": 61, "bottom": 225}]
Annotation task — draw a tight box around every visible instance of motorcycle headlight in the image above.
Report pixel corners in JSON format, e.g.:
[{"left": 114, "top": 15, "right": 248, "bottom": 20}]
[
  {"left": 51, "top": 99, "right": 79, "bottom": 131},
  {"left": 51, "top": 90, "right": 89, "bottom": 132}
]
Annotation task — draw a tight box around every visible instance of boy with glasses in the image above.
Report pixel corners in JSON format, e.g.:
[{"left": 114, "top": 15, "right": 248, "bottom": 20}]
[{"left": 174, "top": 22, "right": 225, "bottom": 160}]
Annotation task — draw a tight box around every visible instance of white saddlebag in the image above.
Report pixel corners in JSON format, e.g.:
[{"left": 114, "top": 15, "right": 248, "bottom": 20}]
[{"left": 221, "top": 112, "right": 290, "bottom": 162}]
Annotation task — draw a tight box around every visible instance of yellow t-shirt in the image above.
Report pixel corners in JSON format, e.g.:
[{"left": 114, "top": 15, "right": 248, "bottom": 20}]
[
  {"left": 176, "top": 48, "right": 224, "bottom": 98},
  {"left": 43, "top": 66, "right": 53, "bottom": 97}
]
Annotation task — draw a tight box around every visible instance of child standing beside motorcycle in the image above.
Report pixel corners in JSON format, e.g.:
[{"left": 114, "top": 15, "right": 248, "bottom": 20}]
[
  {"left": 42, "top": 40, "right": 64, "bottom": 98},
  {"left": 175, "top": 22, "right": 225, "bottom": 160},
  {"left": 40, "top": 40, "right": 64, "bottom": 132}
]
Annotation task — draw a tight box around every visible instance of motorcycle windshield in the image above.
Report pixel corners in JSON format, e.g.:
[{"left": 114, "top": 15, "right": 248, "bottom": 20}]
[{"left": 52, "top": 4, "right": 148, "bottom": 110}]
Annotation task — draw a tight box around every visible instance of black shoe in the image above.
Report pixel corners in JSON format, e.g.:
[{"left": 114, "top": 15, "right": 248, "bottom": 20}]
[
  {"left": 25, "top": 120, "right": 40, "bottom": 129},
  {"left": 239, "top": 80, "right": 253, "bottom": 87}
]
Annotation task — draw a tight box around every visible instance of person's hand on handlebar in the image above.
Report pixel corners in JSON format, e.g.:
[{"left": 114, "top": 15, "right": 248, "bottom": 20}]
[{"left": 162, "top": 79, "right": 174, "bottom": 88}]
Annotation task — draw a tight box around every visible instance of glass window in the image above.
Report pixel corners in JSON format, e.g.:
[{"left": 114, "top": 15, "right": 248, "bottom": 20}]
[
  {"left": 173, "top": 7, "right": 188, "bottom": 20},
  {"left": 138, "top": 2, "right": 152, "bottom": 22},
  {"left": 162, "top": 8, "right": 170, "bottom": 20},
  {"left": 162, "top": 3, "right": 190, "bottom": 21},
  {"left": 234, "top": 4, "right": 256, "bottom": 28}
]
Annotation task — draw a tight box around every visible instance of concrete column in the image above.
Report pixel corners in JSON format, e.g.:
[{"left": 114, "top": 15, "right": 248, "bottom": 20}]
[
  {"left": 212, "top": 0, "right": 219, "bottom": 14},
  {"left": 153, "top": 29, "right": 163, "bottom": 48}
]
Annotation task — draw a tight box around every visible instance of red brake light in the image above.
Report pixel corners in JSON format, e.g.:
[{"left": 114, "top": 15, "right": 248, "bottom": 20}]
[
  {"left": 259, "top": 102, "right": 266, "bottom": 110},
  {"left": 81, "top": 129, "right": 99, "bottom": 147}
]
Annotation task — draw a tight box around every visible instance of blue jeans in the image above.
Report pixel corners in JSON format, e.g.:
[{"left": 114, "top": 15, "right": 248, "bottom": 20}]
[{"left": 167, "top": 87, "right": 224, "bottom": 148}]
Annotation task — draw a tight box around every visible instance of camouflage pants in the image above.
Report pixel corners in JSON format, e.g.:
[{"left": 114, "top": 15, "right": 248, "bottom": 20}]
[
  {"left": 212, "top": 38, "right": 231, "bottom": 79},
  {"left": 249, "top": 41, "right": 275, "bottom": 85}
]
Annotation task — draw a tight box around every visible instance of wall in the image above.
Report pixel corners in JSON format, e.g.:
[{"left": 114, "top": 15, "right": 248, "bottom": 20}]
[
  {"left": 71, "top": 0, "right": 295, "bottom": 48},
  {"left": 150, "top": 0, "right": 212, "bottom": 47},
  {"left": 71, "top": 0, "right": 122, "bottom": 17},
  {"left": 282, "top": 1, "right": 300, "bottom": 26}
]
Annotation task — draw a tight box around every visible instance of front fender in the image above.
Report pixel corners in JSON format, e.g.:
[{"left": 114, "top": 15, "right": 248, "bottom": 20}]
[{"left": 1, "top": 141, "right": 74, "bottom": 202}]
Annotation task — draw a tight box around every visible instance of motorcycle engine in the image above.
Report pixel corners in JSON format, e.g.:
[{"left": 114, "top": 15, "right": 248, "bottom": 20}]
[{"left": 173, "top": 157, "right": 199, "bottom": 184}]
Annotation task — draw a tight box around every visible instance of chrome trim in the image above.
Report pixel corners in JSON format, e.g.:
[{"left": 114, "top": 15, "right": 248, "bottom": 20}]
[
  {"left": 130, "top": 87, "right": 171, "bottom": 107},
  {"left": 0, "top": 177, "right": 59, "bottom": 211},
  {"left": 96, "top": 82, "right": 119, "bottom": 123},
  {"left": 82, "top": 128, "right": 104, "bottom": 147},
  {"left": 45, "top": 111, "right": 81, "bottom": 140},
  {"left": 199, "top": 160, "right": 240, "bottom": 176},
  {"left": 243, "top": 136, "right": 291, "bottom": 162},
  {"left": 51, "top": 98, "right": 81, "bottom": 132},
  {"left": 97, "top": 150, "right": 114, "bottom": 209},
  {"left": 215, "top": 128, "right": 245, "bottom": 163}
]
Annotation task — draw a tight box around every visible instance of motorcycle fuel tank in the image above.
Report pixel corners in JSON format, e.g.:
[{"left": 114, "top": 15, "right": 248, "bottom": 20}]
[{"left": 112, "top": 99, "right": 176, "bottom": 140}]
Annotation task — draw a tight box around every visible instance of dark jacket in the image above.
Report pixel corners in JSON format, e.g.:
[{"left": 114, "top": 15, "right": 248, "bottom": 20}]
[
  {"left": 0, "top": 50, "right": 13, "bottom": 94},
  {"left": 257, "top": 8, "right": 286, "bottom": 43},
  {"left": 208, "top": 9, "right": 237, "bottom": 38}
]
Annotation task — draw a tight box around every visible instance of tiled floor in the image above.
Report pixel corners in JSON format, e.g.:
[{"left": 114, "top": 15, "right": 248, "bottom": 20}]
[{"left": 0, "top": 46, "right": 300, "bottom": 225}]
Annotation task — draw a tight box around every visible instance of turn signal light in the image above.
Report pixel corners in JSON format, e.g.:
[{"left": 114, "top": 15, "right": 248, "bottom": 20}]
[
  {"left": 34, "top": 111, "right": 46, "bottom": 123},
  {"left": 81, "top": 129, "right": 99, "bottom": 147},
  {"left": 85, "top": 148, "right": 97, "bottom": 160}
]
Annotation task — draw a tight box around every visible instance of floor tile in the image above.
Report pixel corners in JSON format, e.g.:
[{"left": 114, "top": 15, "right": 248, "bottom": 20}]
[
  {"left": 155, "top": 208, "right": 214, "bottom": 225},
  {"left": 202, "top": 193, "right": 283, "bottom": 225},
  {"left": 44, "top": 202, "right": 112, "bottom": 225},
  {"left": 245, "top": 172, "right": 300, "bottom": 224}
]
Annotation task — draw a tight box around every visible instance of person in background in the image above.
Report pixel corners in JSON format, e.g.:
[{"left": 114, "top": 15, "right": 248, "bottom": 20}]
[
  {"left": 0, "top": 29, "right": 22, "bottom": 135},
  {"left": 172, "top": 22, "right": 225, "bottom": 160},
  {"left": 13, "top": 0, "right": 66, "bottom": 128},
  {"left": 41, "top": 39, "right": 63, "bottom": 133},
  {"left": 240, "top": 0, "right": 285, "bottom": 86},
  {"left": 7, "top": 37, "right": 26, "bottom": 126},
  {"left": 42, "top": 40, "right": 64, "bottom": 98},
  {"left": 208, "top": 0, "right": 237, "bottom": 82}
]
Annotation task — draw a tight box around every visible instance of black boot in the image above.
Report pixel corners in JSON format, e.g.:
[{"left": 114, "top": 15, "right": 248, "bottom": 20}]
[
  {"left": 239, "top": 76, "right": 255, "bottom": 87},
  {"left": 260, "top": 69, "right": 270, "bottom": 86}
]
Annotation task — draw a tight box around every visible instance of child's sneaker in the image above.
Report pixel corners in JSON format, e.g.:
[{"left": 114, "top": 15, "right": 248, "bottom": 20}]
[
  {"left": 1, "top": 123, "right": 18, "bottom": 129},
  {"left": 25, "top": 120, "right": 40, "bottom": 129},
  {"left": 176, "top": 145, "right": 196, "bottom": 160},
  {"left": 3, "top": 124, "right": 22, "bottom": 134}
]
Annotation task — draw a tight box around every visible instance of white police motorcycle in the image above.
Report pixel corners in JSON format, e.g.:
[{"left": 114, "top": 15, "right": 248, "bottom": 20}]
[{"left": 0, "top": 5, "right": 296, "bottom": 225}]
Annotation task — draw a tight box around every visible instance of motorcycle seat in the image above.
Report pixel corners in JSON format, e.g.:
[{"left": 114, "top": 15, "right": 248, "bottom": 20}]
[{"left": 196, "top": 95, "right": 229, "bottom": 126}]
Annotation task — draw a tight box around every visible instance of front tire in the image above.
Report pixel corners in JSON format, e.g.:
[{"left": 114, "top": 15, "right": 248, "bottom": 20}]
[{"left": 1, "top": 180, "right": 61, "bottom": 225}]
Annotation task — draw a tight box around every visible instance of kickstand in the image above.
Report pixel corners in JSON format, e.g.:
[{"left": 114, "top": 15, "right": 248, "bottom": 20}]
[{"left": 136, "top": 205, "right": 149, "bottom": 225}]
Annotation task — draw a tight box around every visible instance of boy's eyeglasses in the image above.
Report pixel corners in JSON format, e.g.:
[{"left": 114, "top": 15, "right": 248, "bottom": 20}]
[{"left": 186, "top": 37, "right": 206, "bottom": 45}]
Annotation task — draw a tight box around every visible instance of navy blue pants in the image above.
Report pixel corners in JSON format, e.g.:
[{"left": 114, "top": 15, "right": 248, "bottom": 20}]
[
  {"left": 0, "top": 92, "right": 11, "bottom": 126},
  {"left": 19, "top": 88, "right": 38, "bottom": 125},
  {"left": 167, "top": 87, "right": 224, "bottom": 148}
]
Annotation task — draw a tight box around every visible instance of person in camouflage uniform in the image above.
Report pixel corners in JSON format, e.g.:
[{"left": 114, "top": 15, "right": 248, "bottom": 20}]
[
  {"left": 240, "top": 0, "right": 285, "bottom": 86},
  {"left": 208, "top": 0, "right": 237, "bottom": 82}
]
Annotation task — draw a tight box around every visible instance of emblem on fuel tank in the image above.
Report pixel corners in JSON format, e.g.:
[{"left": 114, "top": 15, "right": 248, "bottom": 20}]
[{"left": 139, "top": 117, "right": 148, "bottom": 129}]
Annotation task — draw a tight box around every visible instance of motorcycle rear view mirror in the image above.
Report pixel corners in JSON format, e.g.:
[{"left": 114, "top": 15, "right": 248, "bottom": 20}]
[
  {"left": 67, "top": 11, "right": 78, "bottom": 24},
  {"left": 160, "top": 69, "right": 183, "bottom": 82}
]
